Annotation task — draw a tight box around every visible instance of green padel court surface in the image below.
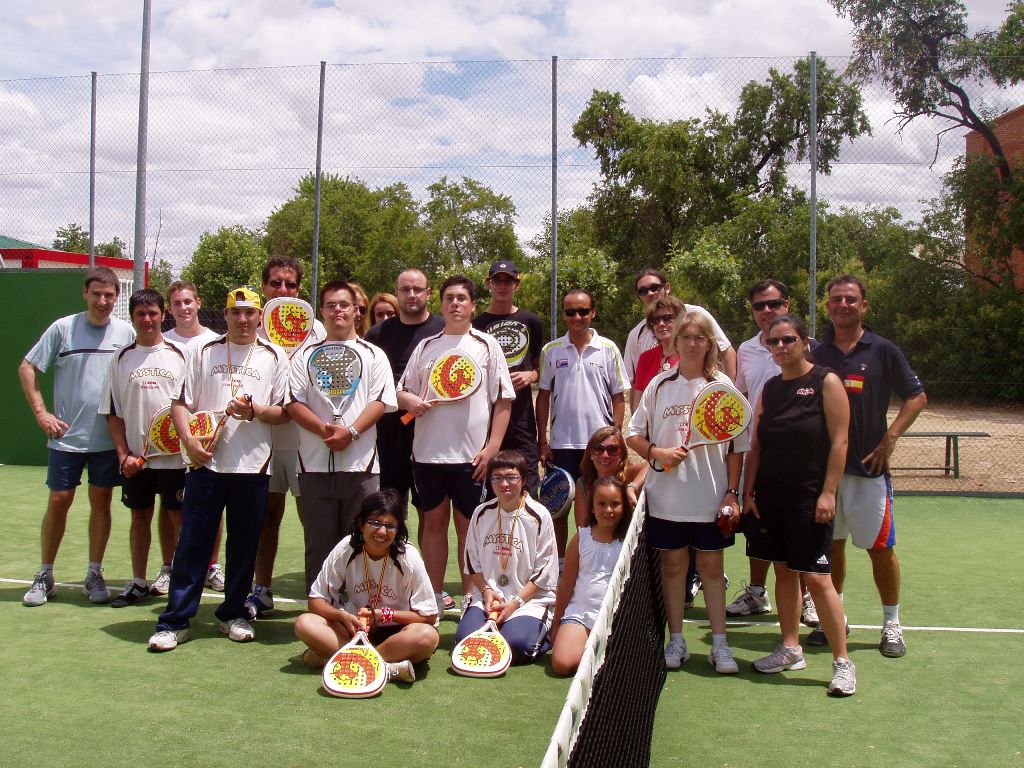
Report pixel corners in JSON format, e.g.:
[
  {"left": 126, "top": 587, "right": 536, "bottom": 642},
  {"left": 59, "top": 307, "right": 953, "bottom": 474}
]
[{"left": 0, "top": 465, "right": 1020, "bottom": 767}]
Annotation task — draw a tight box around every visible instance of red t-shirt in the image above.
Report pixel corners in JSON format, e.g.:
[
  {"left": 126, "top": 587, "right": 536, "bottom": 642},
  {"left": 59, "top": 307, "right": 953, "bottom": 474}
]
[{"left": 633, "top": 346, "right": 679, "bottom": 393}]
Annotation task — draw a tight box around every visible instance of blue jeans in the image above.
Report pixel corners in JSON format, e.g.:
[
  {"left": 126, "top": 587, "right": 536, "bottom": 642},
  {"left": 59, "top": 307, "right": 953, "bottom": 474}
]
[
  {"left": 455, "top": 605, "right": 551, "bottom": 664},
  {"left": 156, "top": 468, "right": 270, "bottom": 631}
]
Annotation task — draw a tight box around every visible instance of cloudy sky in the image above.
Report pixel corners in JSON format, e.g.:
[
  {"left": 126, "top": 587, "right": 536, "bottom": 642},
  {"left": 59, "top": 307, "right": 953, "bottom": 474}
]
[{"left": 1, "top": 0, "right": 1017, "bottom": 271}]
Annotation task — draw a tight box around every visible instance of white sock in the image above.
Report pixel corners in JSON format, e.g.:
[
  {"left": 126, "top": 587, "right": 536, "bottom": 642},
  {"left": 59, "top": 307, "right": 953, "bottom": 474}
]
[
  {"left": 88, "top": 561, "right": 102, "bottom": 573},
  {"left": 749, "top": 584, "right": 766, "bottom": 596},
  {"left": 669, "top": 632, "right": 683, "bottom": 645},
  {"left": 40, "top": 564, "right": 54, "bottom": 573},
  {"left": 131, "top": 577, "right": 147, "bottom": 588},
  {"left": 712, "top": 633, "right": 727, "bottom": 649},
  {"left": 882, "top": 604, "right": 900, "bottom": 624}
]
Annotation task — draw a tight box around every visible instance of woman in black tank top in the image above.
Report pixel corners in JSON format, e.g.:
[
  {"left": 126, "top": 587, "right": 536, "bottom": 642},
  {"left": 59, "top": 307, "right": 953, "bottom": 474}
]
[{"left": 741, "top": 315, "right": 858, "bottom": 696}]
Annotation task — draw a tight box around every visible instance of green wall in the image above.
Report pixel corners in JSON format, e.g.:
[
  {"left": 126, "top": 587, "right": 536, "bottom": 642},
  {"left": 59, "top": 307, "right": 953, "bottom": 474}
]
[{"left": 0, "top": 270, "right": 92, "bottom": 466}]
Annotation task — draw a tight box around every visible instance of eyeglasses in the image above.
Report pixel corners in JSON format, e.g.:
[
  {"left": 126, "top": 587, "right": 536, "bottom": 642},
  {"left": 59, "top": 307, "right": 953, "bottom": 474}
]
[
  {"left": 398, "top": 285, "right": 428, "bottom": 295},
  {"left": 752, "top": 298, "right": 786, "bottom": 311},
  {"left": 323, "top": 301, "right": 354, "bottom": 312},
  {"left": 489, "top": 474, "right": 523, "bottom": 485},
  {"left": 591, "top": 444, "right": 622, "bottom": 456},
  {"left": 563, "top": 307, "right": 592, "bottom": 318},
  {"left": 765, "top": 335, "right": 800, "bottom": 347},
  {"left": 677, "top": 334, "right": 708, "bottom": 345},
  {"left": 636, "top": 283, "right": 664, "bottom": 297},
  {"left": 267, "top": 279, "right": 298, "bottom": 290},
  {"left": 366, "top": 519, "right": 398, "bottom": 532},
  {"left": 650, "top": 314, "right": 676, "bottom": 326}
]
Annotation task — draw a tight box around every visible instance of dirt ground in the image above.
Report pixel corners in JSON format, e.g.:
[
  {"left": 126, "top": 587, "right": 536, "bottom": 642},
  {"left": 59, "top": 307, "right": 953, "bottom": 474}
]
[{"left": 887, "top": 402, "right": 1024, "bottom": 495}]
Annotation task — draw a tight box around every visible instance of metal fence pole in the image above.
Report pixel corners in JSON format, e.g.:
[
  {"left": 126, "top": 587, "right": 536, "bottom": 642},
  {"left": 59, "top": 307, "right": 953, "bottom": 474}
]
[
  {"left": 550, "top": 55, "right": 558, "bottom": 341},
  {"left": 133, "top": 0, "right": 152, "bottom": 288},
  {"left": 89, "top": 71, "right": 97, "bottom": 267},
  {"left": 808, "top": 50, "right": 818, "bottom": 338},
  {"left": 311, "top": 61, "right": 326, "bottom": 313}
]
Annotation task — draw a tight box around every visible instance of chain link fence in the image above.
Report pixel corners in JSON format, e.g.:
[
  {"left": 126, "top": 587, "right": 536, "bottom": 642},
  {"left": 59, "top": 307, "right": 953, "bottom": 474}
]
[{"left": 1, "top": 56, "right": 1022, "bottom": 494}]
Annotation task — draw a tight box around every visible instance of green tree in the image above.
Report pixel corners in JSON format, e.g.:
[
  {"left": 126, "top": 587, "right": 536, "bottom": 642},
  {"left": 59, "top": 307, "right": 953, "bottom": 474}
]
[
  {"left": 52, "top": 224, "right": 89, "bottom": 253},
  {"left": 148, "top": 258, "right": 174, "bottom": 298},
  {"left": 180, "top": 225, "right": 266, "bottom": 310},
  {"left": 265, "top": 173, "right": 426, "bottom": 298}
]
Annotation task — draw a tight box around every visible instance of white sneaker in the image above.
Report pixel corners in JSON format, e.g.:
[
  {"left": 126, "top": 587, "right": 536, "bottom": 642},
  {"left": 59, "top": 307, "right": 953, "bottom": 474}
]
[
  {"left": 205, "top": 563, "right": 225, "bottom": 592},
  {"left": 148, "top": 628, "right": 190, "bottom": 652},
  {"left": 801, "top": 590, "right": 820, "bottom": 627},
  {"left": 23, "top": 570, "right": 57, "bottom": 606},
  {"left": 83, "top": 568, "right": 111, "bottom": 604},
  {"left": 149, "top": 564, "right": 172, "bottom": 596},
  {"left": 879, "top": 620, "right": 906, "bottom": 658},
  {"left": 752, "top": 643, "right": 807, "bottom": 673},
  {"left": 828, "top": 657, "right": 857, "bottom": 696},
  {"left": 664, "top": 639, "right": 690, "bottom": 669},
  {"left": 708, "top": 644, "right": 739, "bottom": 674},
  {"left": 387, "top": 660, "right": 416, "bottom": 683},
  {"left": 219, "top": 618, "right": 256, "bottom": 642},
  {"left": 725, "top": 583, "right": 772, "bottom": 616}
]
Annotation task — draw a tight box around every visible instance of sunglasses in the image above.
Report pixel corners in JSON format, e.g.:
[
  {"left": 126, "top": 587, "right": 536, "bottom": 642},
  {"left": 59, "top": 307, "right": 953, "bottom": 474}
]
[
  {"left": 563, "top": 307, "right": 592, "bottom": 318},
  {"left": 752, "top": 298, "right": 786, "bottom": 311},
  {"left": 650, "top": 314, "right": 676, "bottom": 326},
  {"left": 636, "top": 283, "right": 664, "bottom": 297},
  {"left": 766, "top": 335, "right": 800, "bottom": 347},
  {"left": 267, "top": 279, "right": 298, "bottom": 290},
  {"left": 591, "top": 444, "right": 622, "bottom": 456},
  {"left": 366, "top": 519, "right": 398, "bottom": 532}
]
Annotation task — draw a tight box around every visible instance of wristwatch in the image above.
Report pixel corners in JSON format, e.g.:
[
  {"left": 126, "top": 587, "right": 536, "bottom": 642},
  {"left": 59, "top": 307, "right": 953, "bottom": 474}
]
[
  {"left": 347, "top": 425, "right": 360, "bottom": 441},
  {"left": 725, "top": 488, "right": 740, "bottom": 497}
]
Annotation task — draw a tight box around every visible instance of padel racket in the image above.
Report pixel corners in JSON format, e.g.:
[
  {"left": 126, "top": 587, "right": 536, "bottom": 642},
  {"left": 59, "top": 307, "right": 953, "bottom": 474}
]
[
  {"left": 400, "top": 349, "right": 482, "bottom": 424},
  {"left": 683, "top": 380, "right": 751, "bottom": 450},
  {"left": 539, "top": 462, "right": 575, "bottom": 519},
  {"left": 451, "top": 602, "right": 512, "bottom": 678},
  {"left": 307, "top": 343, "right": 362, "bottom": 423},
  {"left": 322, "top": 617, "right": 387, "bottom": 698},
  {"left": 262, "top": 297, "right": 313, "bottom": 356},
  {"left": 139, "top": 406, "right": 181, "bottom": 462},
  {"left": 183, "top": 409, "right": 227, "bottom": 467}
]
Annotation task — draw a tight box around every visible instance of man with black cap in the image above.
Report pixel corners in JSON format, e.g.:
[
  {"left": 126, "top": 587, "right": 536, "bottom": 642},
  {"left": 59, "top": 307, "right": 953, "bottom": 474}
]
[{"left": 472, "top": 260, "right": 544, "bottom": 493}]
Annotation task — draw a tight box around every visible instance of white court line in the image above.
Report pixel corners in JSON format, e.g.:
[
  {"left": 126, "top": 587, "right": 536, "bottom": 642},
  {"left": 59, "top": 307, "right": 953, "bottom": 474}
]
[{"left": 5, "top": 577, "right": 1021, "bottom": 632}]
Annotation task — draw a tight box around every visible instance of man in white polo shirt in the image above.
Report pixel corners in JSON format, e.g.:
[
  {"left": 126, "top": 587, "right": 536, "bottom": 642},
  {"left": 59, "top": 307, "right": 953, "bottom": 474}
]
[
  {"left": 286, "top": 279, "right": 397, "bottom": 591},
  {"left": 148, "top": 287, "right": 290, "bottom": 651},
  {"left": 536, "top": 288, "right": 628, "bottom": 556}
]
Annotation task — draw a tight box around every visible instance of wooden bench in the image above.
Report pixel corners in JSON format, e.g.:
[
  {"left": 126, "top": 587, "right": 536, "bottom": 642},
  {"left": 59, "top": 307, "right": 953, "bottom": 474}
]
[{"left": 893, "top": 431, "right": 991, "bottom": 479}]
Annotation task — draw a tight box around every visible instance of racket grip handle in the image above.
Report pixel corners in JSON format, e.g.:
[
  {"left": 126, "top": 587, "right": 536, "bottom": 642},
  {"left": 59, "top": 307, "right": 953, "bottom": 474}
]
[
  {"left": 400, "top": 411, "right": 415, "bottom": 425},
  {"left": 717, "top": 506, "right": 733, "bottom": 535}
]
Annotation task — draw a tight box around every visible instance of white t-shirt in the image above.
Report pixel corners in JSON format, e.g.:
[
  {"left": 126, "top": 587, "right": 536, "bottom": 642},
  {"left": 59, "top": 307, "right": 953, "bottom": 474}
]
[
  {"left": 538, "top": 329, "right": 628, "bottom": 449},
  {"left": 164, "top": 327, "right": 221, "bottom": 353},
  {"left": 260, "top": 318, "right": 327, "bottom": 453},
  {"left": 175, "top": 337, "right": 289, "bottom": 474},
  {"left": 563, "top": 526, "right": 624, "bottom": 630},
  {"left": 100, "top": 339, "right": 187, "bottom": 470},
  {"left": 627, "top": 370, "right": 749, "bottom": 523},
  {"left": 735, "top": 332, "right": 780, "bottom": 407},
  {"left": 286, "top": 338, "right": 397, "bottom": 473},
  {"left": 309, "top": 538, "right": 437, "bottom": 626},
  {"left": 623, "top": 304, "right": 732, "bottom": 383},
  {"left": 463, "top": 495, "right": 557, "bottom": 622},
  {"left": 399, "top": 329, "right": 515, "bottom": 464}
]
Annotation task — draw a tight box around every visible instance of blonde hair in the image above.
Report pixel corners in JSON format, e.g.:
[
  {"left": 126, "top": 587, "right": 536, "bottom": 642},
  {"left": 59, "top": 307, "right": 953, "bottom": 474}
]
[{"left": 672, "top": 311, "right": 719, "bottom": 381}]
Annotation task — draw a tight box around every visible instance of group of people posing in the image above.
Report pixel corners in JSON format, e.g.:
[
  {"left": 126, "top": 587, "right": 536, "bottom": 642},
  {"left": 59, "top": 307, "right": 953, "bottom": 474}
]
[{"left": 19, "top": 257, "right": 925, "bottom": 696}]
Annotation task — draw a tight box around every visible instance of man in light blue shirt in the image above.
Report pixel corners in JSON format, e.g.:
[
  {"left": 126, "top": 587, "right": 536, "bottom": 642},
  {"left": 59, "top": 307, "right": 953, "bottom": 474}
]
[{"left": 19, "top": 267, "right": 135, "bottom": 606}]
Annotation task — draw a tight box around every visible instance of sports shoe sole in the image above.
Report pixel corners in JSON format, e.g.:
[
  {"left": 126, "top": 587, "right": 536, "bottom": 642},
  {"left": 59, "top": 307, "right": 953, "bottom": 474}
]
[{"left": 725, "top": 601, "right": 772, "bottom": 617}]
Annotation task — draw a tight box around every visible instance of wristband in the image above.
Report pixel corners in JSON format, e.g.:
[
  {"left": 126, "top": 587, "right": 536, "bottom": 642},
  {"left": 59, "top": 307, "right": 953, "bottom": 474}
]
[
  {"left": 379, "top": 606, "right": 394, "bottom": 624},
  {"left": 626, "top": 482, "right": 640, "bottom": 492}
]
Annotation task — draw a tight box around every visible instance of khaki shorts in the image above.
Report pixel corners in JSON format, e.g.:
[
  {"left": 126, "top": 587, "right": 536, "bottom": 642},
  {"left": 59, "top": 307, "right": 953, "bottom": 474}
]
[
  {"left": 834, "top": 474, "right": 896, "bottom": 550},
  {"left": 269, "top": 450, "right": 301, "bottom": 496}
]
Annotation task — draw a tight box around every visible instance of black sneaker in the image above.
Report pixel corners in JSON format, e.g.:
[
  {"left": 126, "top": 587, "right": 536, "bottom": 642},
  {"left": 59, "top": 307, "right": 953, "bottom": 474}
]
[
  {"left": 111, "top": 582, "right": 150, "bottom": 608},
  {"left": 806, "top": 620, "right": 850, "bottom": 646}
]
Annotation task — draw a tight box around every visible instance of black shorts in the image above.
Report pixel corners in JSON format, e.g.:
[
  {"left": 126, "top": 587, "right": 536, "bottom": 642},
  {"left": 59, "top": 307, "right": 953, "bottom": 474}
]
[
  {"left": 645, "top": 515, "right": 734, "bottom": 552},
  {"left": 742, "top": 497, "right": 834, "bottom": 574},
  {"left": 121, "top": 467, "right": 186, "bottom": 511},
  {"left": 412, "top": 462, "right": 486, "bottom": 519},
  {"left": 376, "top": 413, "right": 423, "bottom": 509}
]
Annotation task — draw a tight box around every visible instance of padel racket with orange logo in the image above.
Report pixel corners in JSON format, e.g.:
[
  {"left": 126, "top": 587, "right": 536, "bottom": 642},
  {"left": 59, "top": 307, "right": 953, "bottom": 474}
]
[
  {"left": 400, "top": 349, "right": 482, "bottom": 424},
  {"left": 451, "top": 602, "right": 512, "bottom": 678},
  {"left": 322, "top": 616, "right": 387, "bottom": 698},
  {"left": 139, "top": 406, "right": 181, "bottom": 462},
  {"left": 261, "top": 297, "right": 313, "bottom": 356},
  {"left": 683, "top": 380, "right": 751, "bottom": 450}
]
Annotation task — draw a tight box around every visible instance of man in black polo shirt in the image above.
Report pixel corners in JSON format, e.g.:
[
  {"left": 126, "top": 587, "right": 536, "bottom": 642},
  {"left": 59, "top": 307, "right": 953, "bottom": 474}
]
[
  {"left": 812, "top": 274, "right": 927, "bottom": 658},
  {"left": 471, "top": 260, "right": 543, "bottom": 494}
]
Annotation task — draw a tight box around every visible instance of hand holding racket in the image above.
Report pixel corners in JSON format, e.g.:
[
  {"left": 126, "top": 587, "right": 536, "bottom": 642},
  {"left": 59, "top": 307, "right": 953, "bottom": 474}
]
[
  {"left": 400, "top": 349, "right": 482, "bottom": 425},
  {"left": 180, "top": 409, "right": 228, "bottom": 467},
  {"left": 451, "top": 600, "right": 512, "bottom": 678},
  {"left": 539, "top": 462, "right": 575, "bottom": 519},
  {"left": 307, "top": 343, "right": 362, "bottom": 425},
  {"left": 261, "top": 297, "right": 314, "bottom": 356},
  {"left": 651, "top": 380, "right": 751, "bottom": 472},
  {"left": 322, "top": 613, "right": 387, "bottom": 698}
]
